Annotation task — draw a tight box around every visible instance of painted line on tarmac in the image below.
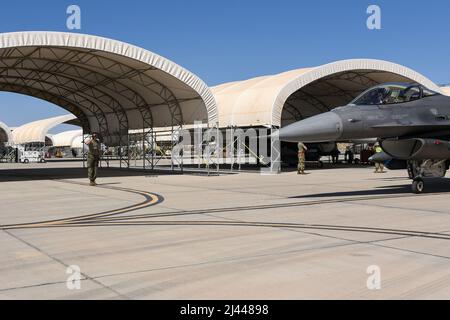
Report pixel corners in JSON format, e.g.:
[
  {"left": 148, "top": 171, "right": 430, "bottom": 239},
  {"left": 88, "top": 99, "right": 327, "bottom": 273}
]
[
  {"left": 18, "top": 220, "right": 450, "bottom": 241},
  {"left": 0, "top": 179, "right": 164, "bottom": 230},
  {"left": 68, "top": 191, "right": 449, "bottom": 223}
]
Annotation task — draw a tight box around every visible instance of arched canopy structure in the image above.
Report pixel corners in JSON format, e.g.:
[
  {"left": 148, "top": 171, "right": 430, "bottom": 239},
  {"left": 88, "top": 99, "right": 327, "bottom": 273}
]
[
  {"left": 212, "top": 59, "right": 441, "bottom": 128},
  {"left": 12, "top": 114, "right": 76, "bottom": 145},
  {"left": 71, "top": 134, "right": 86, "bottom": 149},
  {"left": 52, "top": 129, "right": 83, "bottom": 148},
  {"left": 0, "top": 31, "right": 218, "bottom": 146},
  {"left": 0, "top": 121, "right": 12, "bottom": 145},
  {"left": 440, "top": 86, "right": 450, "bottom": 96}
]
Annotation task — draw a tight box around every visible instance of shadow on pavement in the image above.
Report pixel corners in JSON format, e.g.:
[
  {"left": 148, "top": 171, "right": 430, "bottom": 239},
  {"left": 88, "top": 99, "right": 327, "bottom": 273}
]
[
  {"left": 289, "top": 179, "right": 450, "bottom": 198},
  {"left": 365, "top": 176, "right": 410, "bottom": 181},
  {"left": 0, "top": 167, "right": 174, "bottom": 183}
]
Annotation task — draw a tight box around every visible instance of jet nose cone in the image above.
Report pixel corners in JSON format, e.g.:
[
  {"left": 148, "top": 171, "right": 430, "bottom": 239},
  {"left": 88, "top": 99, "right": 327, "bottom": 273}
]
[{"left": 279, "top": 112, "right": 343, "bottom": 143}]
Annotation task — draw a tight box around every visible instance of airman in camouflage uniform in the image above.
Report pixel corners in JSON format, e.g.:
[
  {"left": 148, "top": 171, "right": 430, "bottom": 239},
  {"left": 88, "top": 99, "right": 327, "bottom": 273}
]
[
  {"left": 297, "top": 142, "right": 308, "bottom": 174},
  {"left": 85, "top": 133, "right": 101, "bottom": 186},
  {"left": 374, "top": 143, "right": 385, "bottom": 174}
]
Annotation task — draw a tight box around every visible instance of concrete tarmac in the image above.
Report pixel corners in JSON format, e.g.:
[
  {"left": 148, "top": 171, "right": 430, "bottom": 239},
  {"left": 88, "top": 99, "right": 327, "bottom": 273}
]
[{"left": 0, "top": 162, "right": 449, "bottom": 299}]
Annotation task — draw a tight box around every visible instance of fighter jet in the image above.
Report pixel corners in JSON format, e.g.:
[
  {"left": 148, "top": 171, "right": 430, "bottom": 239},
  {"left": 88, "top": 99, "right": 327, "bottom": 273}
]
[{"left": 279, "top": 83, "right": 450, "bottom": 193}]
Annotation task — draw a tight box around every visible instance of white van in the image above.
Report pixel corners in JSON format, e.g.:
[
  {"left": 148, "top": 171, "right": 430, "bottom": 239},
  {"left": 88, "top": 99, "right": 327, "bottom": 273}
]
[{"left": 20, "top": 150, "right": 46, "bottom": 164}]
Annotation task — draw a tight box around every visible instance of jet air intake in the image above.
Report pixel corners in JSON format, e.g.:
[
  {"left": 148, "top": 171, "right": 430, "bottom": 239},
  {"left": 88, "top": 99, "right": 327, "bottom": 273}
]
[{"left": 381, "top": 138, "right": 450, "bottom": 160}]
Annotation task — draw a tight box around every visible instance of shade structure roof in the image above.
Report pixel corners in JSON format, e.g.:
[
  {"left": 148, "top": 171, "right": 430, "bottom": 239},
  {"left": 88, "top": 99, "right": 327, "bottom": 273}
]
[
  {"left": 71, "top": 134, "right": 87, "bottom": 149},
  {"left": 0, "top": 121, "right": 12, "bottom": 144},
  {"left": 12, "top": 114, "right": 76, "bottom": 145},
  {"left": 51, "top": 129, "right": 83, "bottom": 147},
  {"left": 0, "top": 31, "right": 218, "bottom": 146},
  {"left": 211, "top": 59, "right": 441, "bottom": 128},
  {"left": 440, "top": 86, "right": 450, "bottom": 96}
]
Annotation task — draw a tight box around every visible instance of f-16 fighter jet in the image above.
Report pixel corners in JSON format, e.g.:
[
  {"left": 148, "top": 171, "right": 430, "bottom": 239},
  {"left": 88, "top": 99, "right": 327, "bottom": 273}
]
[{"left": 279, "top": 83, "right": 450, "bottom": 193}]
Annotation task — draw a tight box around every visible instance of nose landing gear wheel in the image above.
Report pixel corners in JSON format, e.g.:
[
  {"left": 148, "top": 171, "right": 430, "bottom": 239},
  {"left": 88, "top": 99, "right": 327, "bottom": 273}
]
[{"left": 412, "top": 178, "right": 424, "bottom": 194}]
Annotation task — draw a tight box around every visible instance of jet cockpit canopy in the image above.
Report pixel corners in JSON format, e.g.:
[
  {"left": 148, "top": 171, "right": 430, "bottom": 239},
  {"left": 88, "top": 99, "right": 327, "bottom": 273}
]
[{"left": 350, "top": 83, "right": 439, "bottom": 106}]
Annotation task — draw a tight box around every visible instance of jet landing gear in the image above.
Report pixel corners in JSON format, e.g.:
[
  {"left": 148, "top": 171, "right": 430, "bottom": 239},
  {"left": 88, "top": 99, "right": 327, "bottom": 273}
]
[
  {"left": 407, "top": 160, "right": 448, "bottom": 194},
  {"left": 412, "top": 178, "right": 425, "bottom": 194}
]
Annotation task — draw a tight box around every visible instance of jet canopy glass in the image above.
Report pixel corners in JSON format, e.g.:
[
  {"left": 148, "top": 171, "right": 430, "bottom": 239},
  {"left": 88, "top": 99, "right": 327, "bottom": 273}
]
[{"left": 350, "top": 83, "right": 438, "bottom": 106}]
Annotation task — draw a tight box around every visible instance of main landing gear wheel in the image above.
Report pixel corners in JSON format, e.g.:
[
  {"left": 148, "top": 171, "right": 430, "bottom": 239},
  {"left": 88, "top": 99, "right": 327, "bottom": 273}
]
[{"left": 412, "top": 178, "right": 424, "bottom": 194}]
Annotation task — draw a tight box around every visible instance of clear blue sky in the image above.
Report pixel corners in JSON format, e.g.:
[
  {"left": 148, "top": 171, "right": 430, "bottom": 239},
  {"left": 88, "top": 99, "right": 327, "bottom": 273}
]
[{"left": 1, "top": 0, "right": 450, "bottom": 132}]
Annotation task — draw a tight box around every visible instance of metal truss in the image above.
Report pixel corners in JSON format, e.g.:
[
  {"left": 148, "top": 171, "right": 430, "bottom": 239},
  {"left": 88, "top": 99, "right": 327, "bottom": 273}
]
[
  {"left": 0, "top": 66, "right": 132, "bottom": 167},
  {"left": 268, "top": 126, "right": 281, "bottom": 174},
  {"left": 202, "top": 123, "right": 220, "bottom": 176},
  {"left": 0, "top": 46, "right": 186, "bottom": 170},
  {"left": 282, "top": 101, "right": 305, "bottom": 121},
  {"left": 0, "top": 46, "right": 184, "bottom": 127},
  {"left": 333, "top": 71, "right": 382, "bottom": 88},
  {"left": 315, "top": 80, "right": 356, "bottom": 102},
  {"left": 0, "top": 75, "right": 110, "bottom": 148},
  {"left": 282, "top": 70, "right": 387, "bottom": 123},
  {"left": 285, "top": 90, "right": 331, "bottom": 119},
  {"left": 0, "top": 83, "right": 91, "bottom": 133},
  {"left": 0, "top": 145, "right": 15, "bottom": 163},
  {"left": 314, "top": 71, "right": 382, "bottom": 99},
  {"left": 170, "top": 125, "right": 184, "bottom": 172}
]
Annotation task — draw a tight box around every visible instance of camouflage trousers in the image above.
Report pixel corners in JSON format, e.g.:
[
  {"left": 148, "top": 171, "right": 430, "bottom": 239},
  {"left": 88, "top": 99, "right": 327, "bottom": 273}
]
[
  {"left": 298, "top": 154, "right": 306, "bottom": 173},
  {"left": 374, "top": 162, "right": 384, "bottom": 173},
  {"left": 87, "top": 156, "right": 100, "bottom": 182}
]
